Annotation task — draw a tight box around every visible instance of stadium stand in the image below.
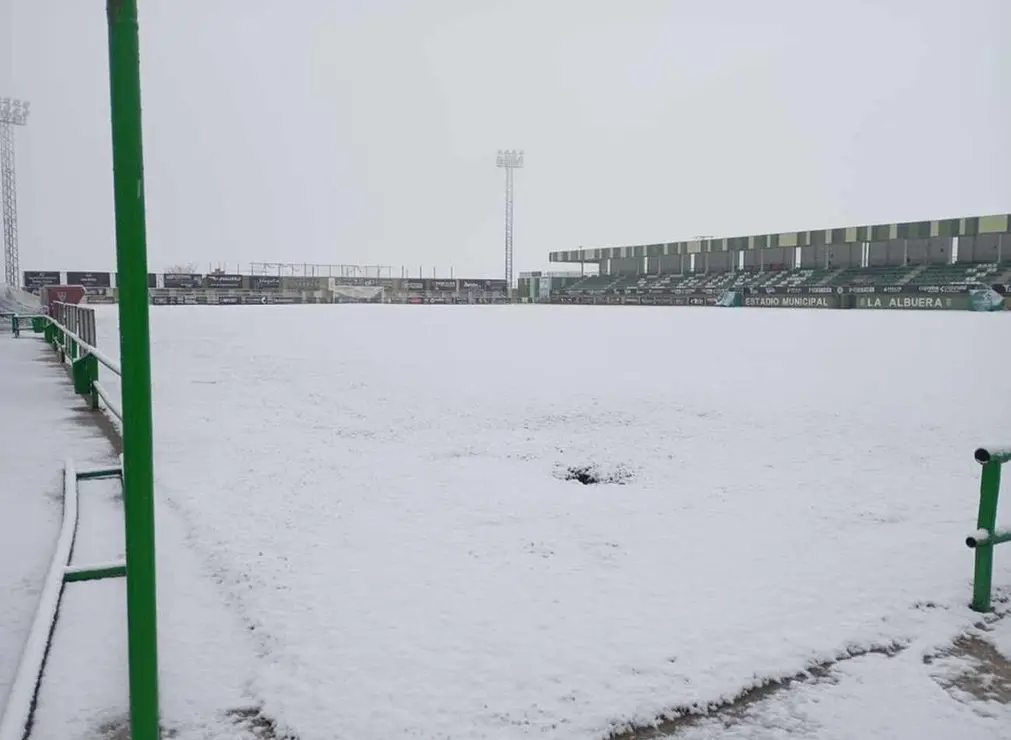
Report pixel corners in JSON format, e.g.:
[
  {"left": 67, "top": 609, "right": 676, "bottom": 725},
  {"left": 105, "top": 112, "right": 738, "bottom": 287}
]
[
  {"left": 567, "top": 275, "right": 620, "bottom": 293},
  {"left": 557, "top": 262, "right": 1011, "bottom": 297},
  {"left": 825, "top": 266, "right": 909, "bottom": 288},
  {"left": 905, "top": 262, "right": 1002, "bottom": 286},
  {"left": 548, "top": 213, "right": 1011, "bottom": 302}
]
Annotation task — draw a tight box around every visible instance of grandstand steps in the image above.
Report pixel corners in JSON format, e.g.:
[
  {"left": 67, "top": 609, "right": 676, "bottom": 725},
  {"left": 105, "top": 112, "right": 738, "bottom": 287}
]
[
  {"left": 967, "top": 263, "right": 1000, "bottom": 283},
  {"left": 898, "top": 264, "right": 929, "bottom": 285},
  {"left": 816, "top": 267, "right": 847, "bottom": 286},
  {"left": 566, "top": 275, "right": 594, "bottom": 291}
]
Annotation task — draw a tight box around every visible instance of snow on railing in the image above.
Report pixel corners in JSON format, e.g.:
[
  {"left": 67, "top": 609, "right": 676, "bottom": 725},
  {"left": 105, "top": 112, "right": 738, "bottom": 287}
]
[
  {"left": 0, "top": 461, "right": 125, "bottom": 740},
  {"left": 9, "top": 302, "right": 122, "bottom": 421},
  {"left": 966, "top": 445, "right": 1011, "bottom": 612},
  {"left": 3, "top": 306, "right": 130, "bottom": 738}
]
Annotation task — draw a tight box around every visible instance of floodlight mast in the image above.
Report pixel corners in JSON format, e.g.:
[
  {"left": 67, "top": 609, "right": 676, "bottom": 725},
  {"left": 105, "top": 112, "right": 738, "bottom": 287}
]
[
  {"left": 496, "top": 149, "right": 523, "bottom": 299},
  {"left": 0, "top": 98, "right": 30, "bottom": 287}
]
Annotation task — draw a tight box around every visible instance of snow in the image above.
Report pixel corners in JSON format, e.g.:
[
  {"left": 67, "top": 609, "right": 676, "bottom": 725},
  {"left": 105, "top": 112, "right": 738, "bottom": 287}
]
[
  {"left": 0, "top": 286, "right": 39, "bottom": 314},
  {"left": 0, "top": 337, "right": 113, "bottom": 719},
  {"left": 670, "top": 648, "right": 1006, "bottom": 740},
  {"left": 74, "top": 304, "right": 1011, "bottom": 739},
  {"left": 31, "top": 472, "right": 261, "bottom": 740},
  {"left": 0, "top": 334, "right": 259, "bottom": 740},
  {"left": 968, "top": 529, "right": 991, "bottom": 545}
]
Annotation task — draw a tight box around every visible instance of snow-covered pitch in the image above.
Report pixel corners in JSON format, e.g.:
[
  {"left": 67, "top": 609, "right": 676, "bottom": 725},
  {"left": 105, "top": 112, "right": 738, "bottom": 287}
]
[{"left": 85, "top": 305, "right": 1010, "bottom": 739}]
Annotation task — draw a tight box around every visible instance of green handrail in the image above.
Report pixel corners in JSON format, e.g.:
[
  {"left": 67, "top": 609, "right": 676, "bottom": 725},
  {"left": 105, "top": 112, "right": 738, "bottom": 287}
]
[
  {"left": 967, "top": 446, "right": 1011, "bottom": 612},
  {"left": 6, "top": 313, "right": 47, "bottom": 338},
  {"left": 15, "top": 309, "right": 121, "bottom": 417},
  {"left": 0, "top": 461, "right": 125, "bottom": 740},
  {"left": 6, "top": 3, "right": 160, "bottom": 735}
]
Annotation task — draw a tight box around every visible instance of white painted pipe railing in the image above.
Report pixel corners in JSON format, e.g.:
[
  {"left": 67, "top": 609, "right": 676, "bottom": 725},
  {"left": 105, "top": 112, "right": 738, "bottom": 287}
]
[
  {"left": 51, "top": 319, "right": 122, "bottom": 376},
  {"left": 27, "top": 303, "right": 123, "bottom": 422},
  {"left": 94, "top": 380, "right": 123, "bottom": 421},
  {"left": 0, "top": 462, "right": 80, "bottom": 740},
  {"left": 0, "top": 460, "right": 125, "bottom": 739}
]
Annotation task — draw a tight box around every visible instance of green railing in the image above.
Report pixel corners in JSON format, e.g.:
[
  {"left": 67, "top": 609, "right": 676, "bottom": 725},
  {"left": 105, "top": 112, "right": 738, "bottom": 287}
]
[
  {"left": 5, "top": 299, "right": 158, "bottom": 737},
  {"left": 4, "top": 0, "right": 159, "bottom": 737},
  {"left": 7, "top": 312, "right": 47, "bottom": 338},
  {"left": 966, "top": 445, "right": 1011, "bottom": 612},
  {"left": 0, "top": 461, "right": 125, "bottom": 740},
  {"left": 13, "top": 303, "right": 124, "bottom": 421}
]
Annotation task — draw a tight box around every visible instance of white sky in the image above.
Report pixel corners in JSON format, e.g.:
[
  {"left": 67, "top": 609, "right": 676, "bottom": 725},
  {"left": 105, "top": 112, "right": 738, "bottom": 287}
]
[{"left": 1, "top": 0, "right": 1009, "bottom": 277}]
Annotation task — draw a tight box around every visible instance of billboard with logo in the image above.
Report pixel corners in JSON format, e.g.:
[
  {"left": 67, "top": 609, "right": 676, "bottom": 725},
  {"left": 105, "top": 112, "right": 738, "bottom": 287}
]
[
  {"left": 281, "top": 276, "right": 332, "bottom": 291},
  {"left": 249, "top": 275, "right": 282, "bottom": 290},
  {"left": 205, "top": 273, "right": 244, "bottom": 289},
  {"left": 745, "top": 286, "right": 844, "bottom": 296},
  {"left": 22, "top": 271, "right": 61, "bottom": 292},
  {"left": 163, "top": 273, "right": 203, "bottom": 289},
  {"left": 117, "top": 273, "right": 159, "bottom": 288},
  {"left": 66, "top": 271, "right": 112, "bottom": 288}
]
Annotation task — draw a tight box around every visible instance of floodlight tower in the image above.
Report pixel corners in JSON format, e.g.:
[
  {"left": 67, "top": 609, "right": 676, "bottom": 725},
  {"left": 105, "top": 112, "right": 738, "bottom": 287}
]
[
  {"left": 496, "top": 149, "right": 523, "bottom": 298},
  {"left": 0, "top": 98, "right": 30, "bottom": 287}
]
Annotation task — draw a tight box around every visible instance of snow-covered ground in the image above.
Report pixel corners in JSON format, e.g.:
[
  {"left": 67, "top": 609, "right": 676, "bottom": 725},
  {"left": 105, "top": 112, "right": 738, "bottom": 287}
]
[
  {"left": 8, "top": 305, "right": 1011, "bottom": 739},
  {"left": 0, "top": 333, "right": 260, "bottom": 740},
  {"left": 30, "top": 469, "right": 262, "bottom": 740},
  {"left": 0, "top": 337, "right": 113, "bottom": 720},
  {"left": 79, "top": 304, "right": 1011, "bottom": 739}
]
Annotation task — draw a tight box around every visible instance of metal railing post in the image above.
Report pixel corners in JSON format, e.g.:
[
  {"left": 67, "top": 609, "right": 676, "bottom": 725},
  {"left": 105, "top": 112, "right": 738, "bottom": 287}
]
[
  {"left": 972, "top": 461, "right": 1002, "bottom": 612},
  {"left": 967, "top": 447, "right": 1011, "bottom": 612},
  {"left": 67, "top": 304, "right": 76, "bottom": 360},
  {"left": 105, "top": 0, "right": 160, "bottom": 737}
]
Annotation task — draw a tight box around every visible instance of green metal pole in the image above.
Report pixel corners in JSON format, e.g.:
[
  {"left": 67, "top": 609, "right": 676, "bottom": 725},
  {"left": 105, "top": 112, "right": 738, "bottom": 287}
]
[
  {"left": 971, "top": 461, "right": 1002, "bottom": 612},
  {"left": 105, "top": 0, "right": 160, "bottom": 737}
]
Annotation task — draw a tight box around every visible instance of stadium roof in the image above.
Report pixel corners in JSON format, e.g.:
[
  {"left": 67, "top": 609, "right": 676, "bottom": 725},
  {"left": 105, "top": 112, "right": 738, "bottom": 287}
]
[{"left": 549, "top": 213, "right": 1011, "bottom": 263}]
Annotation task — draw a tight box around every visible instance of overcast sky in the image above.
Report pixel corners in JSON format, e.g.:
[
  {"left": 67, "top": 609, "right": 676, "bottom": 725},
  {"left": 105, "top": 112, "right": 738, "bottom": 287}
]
[{"left": 1, "top": 0, "right": 1009, "bottom": 277}]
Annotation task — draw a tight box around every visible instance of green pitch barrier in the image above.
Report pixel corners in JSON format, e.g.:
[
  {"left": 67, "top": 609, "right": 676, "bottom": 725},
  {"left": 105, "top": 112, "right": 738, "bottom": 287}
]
[{"left": 966, "top": 446, "right": 1011, "bottom": 612}]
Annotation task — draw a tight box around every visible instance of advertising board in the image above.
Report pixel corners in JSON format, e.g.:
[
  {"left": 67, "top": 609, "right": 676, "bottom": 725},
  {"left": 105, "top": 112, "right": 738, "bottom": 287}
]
[
  {"left": 250, "top": 275, "right": 282, "bottom": 290},
  {"left": 205, "top": 273, "right": 244, "bottom": 289},
  {"left": 23, "top": 271, "right": 61, "bottom": 291},
  {"left": 66, "top": 271, "right": 112, "bottom": 288},
  {"left": 163, "top": 273, "right": 203, "bottom": 289}
]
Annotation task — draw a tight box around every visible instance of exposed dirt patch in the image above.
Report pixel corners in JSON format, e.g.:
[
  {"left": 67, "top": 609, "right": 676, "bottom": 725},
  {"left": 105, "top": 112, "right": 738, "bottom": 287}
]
[
  {"left": 615, "top": 605, "right": 1011, "bottom": 738},
  {"left": 93, "top": 714, "right": 178, "bottom": 739},
  {"left": 925, "top": 607, "right": 1011, "bottom": 706},
  {"left": 94, "top": 715, "right": 131, "bottom": 740},
  {"left": 922, "top": 594, "right": 1011, "bottom": 705},
  {"left": 227, "top": 707, "right": 300, "bottom": 740},
  {"left": 88, "top": 707, "right": 293, "bottom": 739},
  {"left": 606, "top": 642, "right": 906, "bottom": 739},
  {"left": 558, "top": 464, "right": 634, "bottom": 486},
  {"left": 934, "top": 635, "right": 1011, "bottom": 703}
]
